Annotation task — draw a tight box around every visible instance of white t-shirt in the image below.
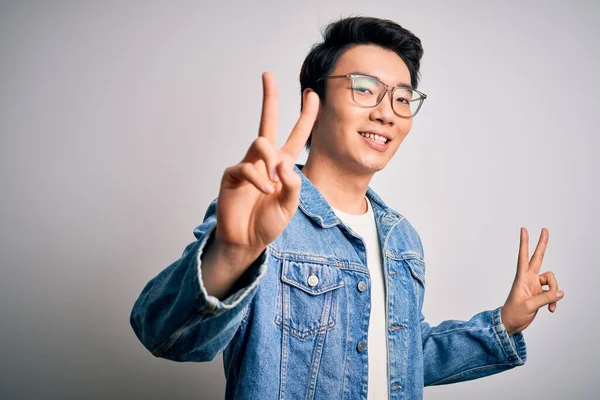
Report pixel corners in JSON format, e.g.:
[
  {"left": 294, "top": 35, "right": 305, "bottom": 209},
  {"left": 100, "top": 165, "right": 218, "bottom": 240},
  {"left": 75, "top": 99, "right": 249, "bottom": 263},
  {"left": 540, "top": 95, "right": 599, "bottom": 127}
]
[{"left": 331, "top": 197, "right": 388, "bottom": 400}]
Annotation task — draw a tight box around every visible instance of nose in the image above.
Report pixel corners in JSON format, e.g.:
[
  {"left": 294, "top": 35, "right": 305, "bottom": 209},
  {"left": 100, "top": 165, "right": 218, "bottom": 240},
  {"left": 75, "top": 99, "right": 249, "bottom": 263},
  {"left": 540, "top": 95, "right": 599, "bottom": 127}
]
[{"left": 369, "top": 89, "right": 396, "bottom": 126}]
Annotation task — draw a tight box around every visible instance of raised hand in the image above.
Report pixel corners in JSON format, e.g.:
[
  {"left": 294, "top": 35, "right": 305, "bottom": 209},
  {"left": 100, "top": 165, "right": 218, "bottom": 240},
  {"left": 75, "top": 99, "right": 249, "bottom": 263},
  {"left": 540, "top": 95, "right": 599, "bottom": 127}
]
[
  {"left": 500, "top": 227, "right": 564, "bottom": 336},
  {"left": 200, "top": 72, "right": 320, "bottom": 299},
  {"left": 215, "top": 72, "right": 319, "bottom": 255}
]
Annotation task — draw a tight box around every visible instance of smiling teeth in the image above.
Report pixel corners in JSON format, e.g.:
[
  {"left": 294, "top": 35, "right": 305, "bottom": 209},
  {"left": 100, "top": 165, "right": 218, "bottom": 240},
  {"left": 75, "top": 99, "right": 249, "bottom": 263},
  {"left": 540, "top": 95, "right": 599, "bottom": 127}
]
[{"left": 360, "top": 132, "right": 388, "bottom": 143}]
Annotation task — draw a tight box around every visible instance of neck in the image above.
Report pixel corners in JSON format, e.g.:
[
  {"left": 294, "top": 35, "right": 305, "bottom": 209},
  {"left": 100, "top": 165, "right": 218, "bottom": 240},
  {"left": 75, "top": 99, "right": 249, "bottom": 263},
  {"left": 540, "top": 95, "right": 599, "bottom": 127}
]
[{"left": 302, "top": 152, "right": 373, "bottom": 215}]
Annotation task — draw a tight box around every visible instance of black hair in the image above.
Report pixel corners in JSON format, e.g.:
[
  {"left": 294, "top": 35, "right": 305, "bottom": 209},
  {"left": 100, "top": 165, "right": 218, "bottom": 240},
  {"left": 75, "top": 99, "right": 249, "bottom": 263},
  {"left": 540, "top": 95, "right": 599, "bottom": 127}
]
[{"left": 299, "top": 16, "right": 424, "bottom": 150}]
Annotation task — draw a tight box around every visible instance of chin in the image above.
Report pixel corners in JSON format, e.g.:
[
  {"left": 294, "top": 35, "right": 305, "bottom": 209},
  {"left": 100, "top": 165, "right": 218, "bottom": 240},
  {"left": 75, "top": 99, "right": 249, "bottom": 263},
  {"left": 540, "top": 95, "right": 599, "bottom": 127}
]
[
  {"left": 367, "top": 163, "right": 387, "bottom": 173},
  {"left": 354, "top": 157, "right": 388, "bottom": 174}
]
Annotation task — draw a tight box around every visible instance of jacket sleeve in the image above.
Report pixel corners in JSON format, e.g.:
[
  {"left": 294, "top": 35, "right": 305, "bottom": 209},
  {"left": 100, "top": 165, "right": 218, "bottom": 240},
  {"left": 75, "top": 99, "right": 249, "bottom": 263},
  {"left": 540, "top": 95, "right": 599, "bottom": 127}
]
[
  {"left": 401, "top": 216, "right": 528, "bottom": 386},
  {"left": 421, "top": 306, "right": 527, "bottom": 386},
  {"left": 129, "top": 198, "right": 269, "bottom": 362}
]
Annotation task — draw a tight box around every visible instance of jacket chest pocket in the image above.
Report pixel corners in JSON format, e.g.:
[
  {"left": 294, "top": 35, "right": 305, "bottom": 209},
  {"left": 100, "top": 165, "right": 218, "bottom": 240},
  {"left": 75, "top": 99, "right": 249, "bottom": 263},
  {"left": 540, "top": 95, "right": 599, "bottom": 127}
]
[
  {"left": 275, "top": 259, "right": 344, "bottom": 339},
  {"left": 402, "top": 257, "right": 426, "bottom": 310}
]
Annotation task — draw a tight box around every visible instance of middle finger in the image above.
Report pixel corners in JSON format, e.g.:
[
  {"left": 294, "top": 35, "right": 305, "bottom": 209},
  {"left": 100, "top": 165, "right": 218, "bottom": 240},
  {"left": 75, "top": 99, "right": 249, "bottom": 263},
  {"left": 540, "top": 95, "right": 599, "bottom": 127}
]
[
  {"left": 530, "top": 228, "right": 549, "bottom": 273},
  {"left": 281, "top": 89, "right": 320, "bottom": 159}
]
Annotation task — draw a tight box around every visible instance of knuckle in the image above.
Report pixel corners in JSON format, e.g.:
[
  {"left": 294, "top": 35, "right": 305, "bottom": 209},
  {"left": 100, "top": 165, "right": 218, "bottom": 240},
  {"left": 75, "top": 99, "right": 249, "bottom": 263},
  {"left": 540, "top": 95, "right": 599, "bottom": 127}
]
[
  {"left": 250, "top": 137, "right": 264, "bottom": 154},
  {"left": 525, "top": 299, "right": 538, "bottom": 313},
  {"left": 254, "top": 159, "right": 266, "bottom": 170},
  {"left": 275, "top": 148, "right": 286, "bottom": 161},
  {"left": 255, "top": 136, "right": 268, "bottom": 148},
  {"left": 224, "top": 165, "right": 238, "bottom": 177},
  {"left": 256, "top": 137, "right": 276, "bottom": 159},
  {"left": 240, "top": 162, "right": 253, "bottom": 176},
  {"left": 280, "top": 152, "right": 294, "bottom": 165}
]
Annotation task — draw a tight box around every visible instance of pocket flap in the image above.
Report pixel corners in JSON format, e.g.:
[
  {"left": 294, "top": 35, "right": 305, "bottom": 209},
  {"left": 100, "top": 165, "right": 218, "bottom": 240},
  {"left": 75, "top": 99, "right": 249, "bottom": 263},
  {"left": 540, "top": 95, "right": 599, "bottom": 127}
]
[
  {"left": 404, "top": 257, "right": 426, "bottom": 286},
  {"left": 282, "top": 260, "right": 344, "bottom": 295}
]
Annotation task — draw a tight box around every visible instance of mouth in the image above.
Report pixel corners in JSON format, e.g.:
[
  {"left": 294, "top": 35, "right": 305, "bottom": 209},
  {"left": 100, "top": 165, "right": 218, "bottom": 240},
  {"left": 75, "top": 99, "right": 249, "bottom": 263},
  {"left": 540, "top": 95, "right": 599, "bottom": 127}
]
[{"left": 358, "top": 132, "right": 391, "bottom": 144}]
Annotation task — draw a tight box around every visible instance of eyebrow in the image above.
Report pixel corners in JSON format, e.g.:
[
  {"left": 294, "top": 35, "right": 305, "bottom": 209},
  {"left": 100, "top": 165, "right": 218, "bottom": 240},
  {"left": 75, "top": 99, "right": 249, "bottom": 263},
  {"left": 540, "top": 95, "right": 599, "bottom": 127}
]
[{"left": 351, "top": 71, "right": 413, "bottom": 89}]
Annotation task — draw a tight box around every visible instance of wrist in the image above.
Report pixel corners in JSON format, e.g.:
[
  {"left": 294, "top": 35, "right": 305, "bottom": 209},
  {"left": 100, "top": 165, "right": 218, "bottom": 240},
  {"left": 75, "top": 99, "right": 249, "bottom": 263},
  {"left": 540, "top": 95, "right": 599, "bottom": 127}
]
[
  {"left": 500, "top": 306, "right": 515, "bottom": 336},
  {"left": 200, "top": 233, "right": 266, "bottom": 300},
  {"left": 212, "top": 237, "right": 266, "bottom": 272}
]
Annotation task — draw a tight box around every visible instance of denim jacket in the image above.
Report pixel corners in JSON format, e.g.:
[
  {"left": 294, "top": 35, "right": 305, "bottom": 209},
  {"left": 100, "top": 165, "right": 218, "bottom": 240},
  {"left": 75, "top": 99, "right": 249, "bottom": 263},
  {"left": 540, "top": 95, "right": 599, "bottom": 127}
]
[{"left": 130, "top": 164, "right": 527, "bottom": 399}]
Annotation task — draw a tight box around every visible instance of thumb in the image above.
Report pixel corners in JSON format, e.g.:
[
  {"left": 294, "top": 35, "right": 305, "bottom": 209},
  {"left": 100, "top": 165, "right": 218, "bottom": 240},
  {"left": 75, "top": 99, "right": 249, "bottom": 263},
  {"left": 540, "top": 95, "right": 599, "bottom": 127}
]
[
  {"left": 528, "top": 290, "right": 564, "bottom": 311},
  {"left": 277, "top": 159, "right": 301, "bottom": 218}
]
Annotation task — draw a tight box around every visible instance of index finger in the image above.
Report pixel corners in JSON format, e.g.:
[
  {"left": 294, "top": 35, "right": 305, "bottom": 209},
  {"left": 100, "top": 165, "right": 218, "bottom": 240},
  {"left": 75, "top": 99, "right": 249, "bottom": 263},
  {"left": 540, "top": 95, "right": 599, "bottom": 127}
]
[
  {"left": 517, "top": 227, "right": 529, "bottom": 275},
  {"left": 281, "top": 89, "right": 320, "bottom": 158},
  {"left": 258, "top": 72, "right": 278, "bottom": 145}
]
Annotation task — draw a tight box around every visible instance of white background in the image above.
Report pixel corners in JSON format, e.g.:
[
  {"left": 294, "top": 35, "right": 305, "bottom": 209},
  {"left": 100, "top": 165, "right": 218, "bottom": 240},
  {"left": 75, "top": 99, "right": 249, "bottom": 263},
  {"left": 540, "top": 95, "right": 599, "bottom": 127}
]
[{"left": 1, "top": 1, "right": 598, "bottom": 398}]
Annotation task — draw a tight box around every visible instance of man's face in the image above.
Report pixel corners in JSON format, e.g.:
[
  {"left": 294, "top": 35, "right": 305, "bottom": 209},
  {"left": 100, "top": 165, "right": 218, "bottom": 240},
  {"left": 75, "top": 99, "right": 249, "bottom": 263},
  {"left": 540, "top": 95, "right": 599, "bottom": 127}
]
[{"left": 311, "top": 44, "right": 414, "bottom": 175}]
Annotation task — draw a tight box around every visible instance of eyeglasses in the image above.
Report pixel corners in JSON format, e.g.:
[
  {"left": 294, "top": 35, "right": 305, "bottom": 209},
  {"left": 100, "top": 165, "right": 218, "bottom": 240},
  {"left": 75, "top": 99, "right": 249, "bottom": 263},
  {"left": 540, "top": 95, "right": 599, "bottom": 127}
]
[{"left": 316, "top": 73, "right": 427, "bottom": 118}]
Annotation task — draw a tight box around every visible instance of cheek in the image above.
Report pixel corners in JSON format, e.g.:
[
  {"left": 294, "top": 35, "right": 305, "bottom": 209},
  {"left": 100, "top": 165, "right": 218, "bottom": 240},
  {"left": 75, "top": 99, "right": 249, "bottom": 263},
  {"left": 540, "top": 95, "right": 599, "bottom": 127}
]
[
  {"left": 397, "top": 119, "right": 413, "bottom": 138},
  {"left": 339, "top": 106, "right": 370, "bottom": 132},
  {"left": 326, "top": 104, "right": 363, "bottom": 137},
  {"left": 387, "top": 120, "right": 412, "bottom": 152}
]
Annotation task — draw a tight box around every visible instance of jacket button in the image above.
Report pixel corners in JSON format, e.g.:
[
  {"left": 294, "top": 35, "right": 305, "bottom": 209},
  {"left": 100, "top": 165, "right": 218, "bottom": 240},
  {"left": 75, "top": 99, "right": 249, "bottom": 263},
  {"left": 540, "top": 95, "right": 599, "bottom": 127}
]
[
  {"left": 307, "top": 274, "right": 319, "bottom": 287},
  {"left": 356, "top": 341, "right": 366, "bottom": 353},
  {"left": 357, "top": 281, "right": 367, "bottom": 292}
]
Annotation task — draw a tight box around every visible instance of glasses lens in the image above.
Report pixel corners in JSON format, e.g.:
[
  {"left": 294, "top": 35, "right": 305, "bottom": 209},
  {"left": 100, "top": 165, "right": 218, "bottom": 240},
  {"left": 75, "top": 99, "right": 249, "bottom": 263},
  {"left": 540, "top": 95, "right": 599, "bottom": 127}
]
[
  {"left": 393, "top": 88, "right": 423, "bottom": 117},
  {"left": 352, "top": 76, "right": 384, "bottom": 107}
]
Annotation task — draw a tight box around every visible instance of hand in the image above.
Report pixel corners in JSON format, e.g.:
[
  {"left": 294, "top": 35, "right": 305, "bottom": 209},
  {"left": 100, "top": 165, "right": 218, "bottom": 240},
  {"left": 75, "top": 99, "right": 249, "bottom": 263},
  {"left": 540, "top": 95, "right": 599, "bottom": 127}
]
[
  {"left": 214, "top": 72, "right": 320, "bottom": 262},
  {"left": 501, "top": 227, "right": 564, "bottom": 336}
]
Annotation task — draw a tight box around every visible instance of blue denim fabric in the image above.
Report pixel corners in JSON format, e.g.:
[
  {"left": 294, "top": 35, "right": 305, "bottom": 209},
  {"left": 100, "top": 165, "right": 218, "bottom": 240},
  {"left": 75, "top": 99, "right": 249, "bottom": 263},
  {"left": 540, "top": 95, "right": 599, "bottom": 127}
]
[{"left": 130, "top": 163, "right": 527, "bottom": 399}]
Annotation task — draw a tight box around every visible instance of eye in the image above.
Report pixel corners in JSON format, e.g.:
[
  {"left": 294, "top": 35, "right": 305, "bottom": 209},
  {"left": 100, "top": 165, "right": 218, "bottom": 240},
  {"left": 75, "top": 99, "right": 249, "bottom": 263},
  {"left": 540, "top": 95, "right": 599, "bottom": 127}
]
[
  {"left": 353, "top": 86, "right": 374, "bottom": 95},
  {"left": 394, "top": 89, "right": 414, "bottom": 104},
  {"left": 353, "top": 76, "right": 379, "bottom": 96}
]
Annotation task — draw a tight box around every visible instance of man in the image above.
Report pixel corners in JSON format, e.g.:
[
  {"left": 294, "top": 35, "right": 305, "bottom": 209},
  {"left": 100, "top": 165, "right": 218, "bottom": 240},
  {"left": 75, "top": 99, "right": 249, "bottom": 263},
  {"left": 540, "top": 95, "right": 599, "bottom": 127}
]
[{"left": 130, "top": 16, "right": 564, "bottom": 399}]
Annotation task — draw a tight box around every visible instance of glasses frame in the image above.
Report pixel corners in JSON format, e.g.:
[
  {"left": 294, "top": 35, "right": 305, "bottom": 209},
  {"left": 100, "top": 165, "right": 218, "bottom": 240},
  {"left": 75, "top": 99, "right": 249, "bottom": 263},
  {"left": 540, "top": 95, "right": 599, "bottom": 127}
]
[{"left": 317, "top": 73, "right": 427, "bottom": 118}]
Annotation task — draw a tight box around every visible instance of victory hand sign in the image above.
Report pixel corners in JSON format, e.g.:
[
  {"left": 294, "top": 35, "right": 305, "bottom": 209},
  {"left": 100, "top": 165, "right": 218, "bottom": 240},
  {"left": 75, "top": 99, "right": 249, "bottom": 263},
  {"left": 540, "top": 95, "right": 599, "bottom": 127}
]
[
  {"left": 200, "top": 72, "right": 320, "bottom": 300},
  {"left": 500, "top": 228, "right": 564, "bottom": 336}
]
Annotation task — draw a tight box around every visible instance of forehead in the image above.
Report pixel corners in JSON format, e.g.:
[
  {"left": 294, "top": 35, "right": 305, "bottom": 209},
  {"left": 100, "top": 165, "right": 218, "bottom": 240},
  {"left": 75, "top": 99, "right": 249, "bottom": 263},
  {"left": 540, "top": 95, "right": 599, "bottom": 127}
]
[{"left": 331, "top": 44, "right": 411, "bottom": 87}]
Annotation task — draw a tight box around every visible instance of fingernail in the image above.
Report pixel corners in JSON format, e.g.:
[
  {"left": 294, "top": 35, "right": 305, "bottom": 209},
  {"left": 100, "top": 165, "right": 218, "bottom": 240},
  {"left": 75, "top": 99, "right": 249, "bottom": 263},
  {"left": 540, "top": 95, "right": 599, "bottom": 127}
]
[
  {"left": 556, "top": 291, "right": 564, "bottom": 298},
  {"left": 264, "top": 183, "right": 275, "bottom": 193}
]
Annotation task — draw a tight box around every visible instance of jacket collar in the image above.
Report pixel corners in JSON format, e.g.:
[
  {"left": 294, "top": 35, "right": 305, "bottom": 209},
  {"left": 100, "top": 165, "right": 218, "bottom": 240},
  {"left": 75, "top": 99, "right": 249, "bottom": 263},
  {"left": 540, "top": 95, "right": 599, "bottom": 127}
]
[{"left": 294, "top": 163, "right": 402, "bottom": 228}]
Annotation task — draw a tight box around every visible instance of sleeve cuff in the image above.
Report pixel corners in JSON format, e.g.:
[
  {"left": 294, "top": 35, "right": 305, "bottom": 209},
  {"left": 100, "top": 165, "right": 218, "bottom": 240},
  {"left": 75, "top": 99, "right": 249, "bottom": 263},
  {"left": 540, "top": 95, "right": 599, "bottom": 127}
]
[
  {"left": 492, "top": 306, "right": 527, "bottom": 365},
  {"left": 194, "top": 225, "right": 269, "bottom": 316}
]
